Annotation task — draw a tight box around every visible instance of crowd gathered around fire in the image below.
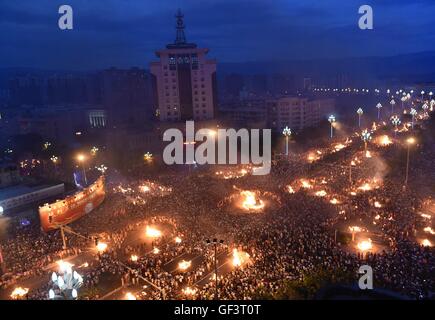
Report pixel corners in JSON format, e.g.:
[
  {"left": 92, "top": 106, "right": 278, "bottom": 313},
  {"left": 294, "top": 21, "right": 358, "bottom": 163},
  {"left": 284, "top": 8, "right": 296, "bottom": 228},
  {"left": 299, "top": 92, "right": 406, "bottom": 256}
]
[{"left": 0, "top": 102, "right": 434, "bottom": 300}]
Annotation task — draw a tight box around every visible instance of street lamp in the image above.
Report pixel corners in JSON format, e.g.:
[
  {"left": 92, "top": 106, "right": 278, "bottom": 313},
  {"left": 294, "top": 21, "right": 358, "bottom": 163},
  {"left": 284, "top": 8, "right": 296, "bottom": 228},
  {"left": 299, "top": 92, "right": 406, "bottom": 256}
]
[
  {"left": 76, "top": 154, "right": 88, "bottom": 186},
  {"left": 357, "top": 108, "right": 364, "bottom": 127},
  {"left": 391, "top": 116, "right": 401, "bottom": 137},
  {"left": 95, "top": 164, "right": 108, "bottom": 175},
  {"left": 205, "top": 238, "right": 224, "bottom": 300},
  {"left": 376, "top": 103, "right": 383, "bottom": 120},
  {"left": 43, "top": 141, "right": 52, "bottom": 150},
  {"left": 282, "top": 126, "right": 292, "bottom": 156},
  {"left": 404, "top": 137, "right": 416, "bottom": 186},
  {"left": 421, "top": 90, "right": 425, "bottom": 101},
  {"left": 49, "top": 267, "right": 83, "bottom": 300},
  {"left": 410, "top": 108, "right": 417, "bottom": 129},
  {"left": 422, "top": 103, "right": 429, "bottom": 115},
  {"left": 50, "top": 156, "right": 59, "bottom": 176},
  {"left": 328, "top": 115, "right": 336, "bottom": 138},
  {"left": 361, "top": 129, "right": 372, "bottom": 151},
  {"left": 390, "top": 99, "right": 396, "bottom": 114},
  {"left": 144, "top": 152, "right": 153, "bottom": 162}
]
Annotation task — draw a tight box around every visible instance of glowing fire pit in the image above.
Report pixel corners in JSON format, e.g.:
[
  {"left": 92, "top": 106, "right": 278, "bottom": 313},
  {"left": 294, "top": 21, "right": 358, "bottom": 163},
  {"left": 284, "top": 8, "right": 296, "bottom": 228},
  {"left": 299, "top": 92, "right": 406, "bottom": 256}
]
[
  {"left": 240, "top": 191, "right": 265, "bottom": 211},
  {"left": 376, "top": 135, "right": 393, "bottom": 147},
  {"left": 330, "top": 198, "right": 340, "bottom": 205},
  {"left": 146, "top": 226, "right": 162, "bottom": 238},
  {"left": 182, "top": 287, "right": 197, "bottom": 296},
  {"left": 96, "top": 242, "right": 108, "bottom": 252},
  {"left": 10, "top": 287, "right": 29, "bottom": 299},
  {"left": 287, "top": 186, "right": 295, "bottom": 194},
  {"left": 421, "top": 239, "right": 432, "bottom": 247},
  {"left": 300, "top": 179, "right": 313, "bottom": 189},
  {"left": 358, "top": 183, "right": 372, "bottom": 191},
  {"left": 334, "top": 143, "right": 346, "bottom": 152},
  {"left": 178, "top": 260, "right": 192, "bottom": 271},
  {"left": 314, "top": 190, "right": 327, "bottom": 197},
  {"left": 231, "top": 248, "right": 250, "bottom": 267},
  {"left": 357, "top": 239, "right": 373, "bottom": 252},
  {"left": 125, "top": 292, "right": 136, "bottom": 300}
]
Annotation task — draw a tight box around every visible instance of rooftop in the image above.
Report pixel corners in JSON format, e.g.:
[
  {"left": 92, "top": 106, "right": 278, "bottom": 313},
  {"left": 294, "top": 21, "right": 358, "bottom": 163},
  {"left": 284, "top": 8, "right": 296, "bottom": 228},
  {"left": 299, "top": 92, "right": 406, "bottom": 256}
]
[{"left": 0, "top": 183, "right": 62, "bottom": 201}]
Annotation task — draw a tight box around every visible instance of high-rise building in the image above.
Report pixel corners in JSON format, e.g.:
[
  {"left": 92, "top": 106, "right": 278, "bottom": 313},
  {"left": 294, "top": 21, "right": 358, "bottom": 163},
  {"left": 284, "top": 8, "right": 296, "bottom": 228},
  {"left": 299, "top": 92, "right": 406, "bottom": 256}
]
[
  {"left": 267, "top": 97, "right": 335, "bottom": 132},
  {"left": 100, "top": 67, "right": 154, "bottom": 127},
  {"left": 150, "top": 9, "right": 218, "bottom": 122}
]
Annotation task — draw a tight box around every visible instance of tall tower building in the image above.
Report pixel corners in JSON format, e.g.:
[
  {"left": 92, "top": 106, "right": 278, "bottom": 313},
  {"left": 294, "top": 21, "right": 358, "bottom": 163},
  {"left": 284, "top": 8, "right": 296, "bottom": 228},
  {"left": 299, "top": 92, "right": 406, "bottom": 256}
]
[{"left": 150, "top": 9, "right": 218, "bottom": 122}]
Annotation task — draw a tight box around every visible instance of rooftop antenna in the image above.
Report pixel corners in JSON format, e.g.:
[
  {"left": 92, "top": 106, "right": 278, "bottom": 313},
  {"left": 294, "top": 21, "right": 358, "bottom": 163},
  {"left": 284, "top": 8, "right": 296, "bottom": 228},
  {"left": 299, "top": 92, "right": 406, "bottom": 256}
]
[{"left": 174, "top": 9, "right": 186, "bottom": 45}]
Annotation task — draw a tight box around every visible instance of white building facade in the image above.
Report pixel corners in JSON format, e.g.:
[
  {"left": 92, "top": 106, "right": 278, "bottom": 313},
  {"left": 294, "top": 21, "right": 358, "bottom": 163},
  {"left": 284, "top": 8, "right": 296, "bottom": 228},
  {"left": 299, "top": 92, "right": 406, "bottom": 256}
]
[{"left": 267, "top": 97, "right": 335, "bottom": 132}]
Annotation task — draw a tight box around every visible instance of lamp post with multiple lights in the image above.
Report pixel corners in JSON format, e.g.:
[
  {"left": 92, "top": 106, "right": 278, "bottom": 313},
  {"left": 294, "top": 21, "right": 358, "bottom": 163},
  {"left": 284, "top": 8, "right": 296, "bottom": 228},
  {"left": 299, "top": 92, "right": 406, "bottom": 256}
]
[
  {"left": 376, "top": 103, "right": 383, "bottom": 120},
  {"left": 328, "top": 115, "right": 336, "bottom": 138},
  {"left": 282, "top": 126, "right": 292, "bottom": 156},
  {"left": 205, "top": 238, "right": 225, "bottom": 300},
  {"left": 361, "top": 129, "right": 372, "bottom": 151},
  {"left": 410, "top": 108, "right": 417, "bottom": 129},
  {"left": 76, "top": 154, "right": 88, "bottom": 186},
  {"left": 390, "top": 99, "right": 396, "bottom": 114},
  {"left": 357, "top": 108, "right": 364, "bottom": 128},
  {"left": 404, "top": 137, "right": 416, "bottom": 186},
  {"left": 49, "top": 267, "right": 83, "bottom": 300},
  {"left": 391, "top": 116, "right": 401, "bottom": 137}
]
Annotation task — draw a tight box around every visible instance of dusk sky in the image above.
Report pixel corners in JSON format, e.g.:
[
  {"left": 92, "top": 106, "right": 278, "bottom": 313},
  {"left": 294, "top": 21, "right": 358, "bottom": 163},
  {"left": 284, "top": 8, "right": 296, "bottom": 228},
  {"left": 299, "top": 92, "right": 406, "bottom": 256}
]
[{"left": 1, "top": 0, "right": 435, "bottom": 70}]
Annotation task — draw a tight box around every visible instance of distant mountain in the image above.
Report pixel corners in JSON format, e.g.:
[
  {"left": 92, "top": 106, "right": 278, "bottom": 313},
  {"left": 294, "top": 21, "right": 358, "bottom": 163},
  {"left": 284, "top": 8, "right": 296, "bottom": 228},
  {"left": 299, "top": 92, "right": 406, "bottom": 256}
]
[
  {"left": 218, "top": 51, "right": 435, "bottom": 84},
  {"left": 1, "top": 51, "right": 434, "bottom": 88}
]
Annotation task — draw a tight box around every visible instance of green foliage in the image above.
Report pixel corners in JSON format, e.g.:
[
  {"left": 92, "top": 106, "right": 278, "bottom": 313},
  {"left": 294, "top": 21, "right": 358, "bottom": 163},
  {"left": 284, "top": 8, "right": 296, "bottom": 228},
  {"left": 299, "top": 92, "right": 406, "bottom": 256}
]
[{"left": 253, "top": 267, "right": 354, "bottom": 300}]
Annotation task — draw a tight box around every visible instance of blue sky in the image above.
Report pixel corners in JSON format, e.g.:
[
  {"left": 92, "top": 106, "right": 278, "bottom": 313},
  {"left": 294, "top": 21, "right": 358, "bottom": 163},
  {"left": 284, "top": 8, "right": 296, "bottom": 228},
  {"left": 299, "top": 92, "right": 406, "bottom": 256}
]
[{"left": 0, "top": 0, "right": 434, "bottom": 70}]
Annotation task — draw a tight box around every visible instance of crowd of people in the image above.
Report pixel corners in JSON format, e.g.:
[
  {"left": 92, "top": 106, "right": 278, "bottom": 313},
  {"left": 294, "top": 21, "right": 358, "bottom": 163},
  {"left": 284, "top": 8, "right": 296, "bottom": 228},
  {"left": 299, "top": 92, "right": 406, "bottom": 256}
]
[{"left": 0, "top": 104, "right": 434, "bottom": 300}]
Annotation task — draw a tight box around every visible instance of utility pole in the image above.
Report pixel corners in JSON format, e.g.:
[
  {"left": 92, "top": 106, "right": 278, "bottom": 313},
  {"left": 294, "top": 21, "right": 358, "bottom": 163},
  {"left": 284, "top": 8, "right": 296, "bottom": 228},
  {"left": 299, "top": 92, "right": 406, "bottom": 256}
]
[
  {"left": 60, "top": 226, "right": 67, "bottom": 250},
  {"left": 404, "top": 137, "right": 415, "bottom": 186},
  {"left": 205, "top": 238, "right": 224, "bottom": 300},
  {"left": 56, "top": 224, "right": 97, "bottom": 250}
]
